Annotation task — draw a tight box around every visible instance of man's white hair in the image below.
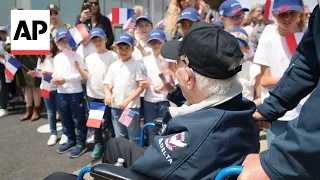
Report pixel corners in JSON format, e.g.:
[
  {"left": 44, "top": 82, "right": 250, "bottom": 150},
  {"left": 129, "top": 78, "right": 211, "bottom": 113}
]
[{"left": 194, "top": 71, "right": 241, "bottom": 97}]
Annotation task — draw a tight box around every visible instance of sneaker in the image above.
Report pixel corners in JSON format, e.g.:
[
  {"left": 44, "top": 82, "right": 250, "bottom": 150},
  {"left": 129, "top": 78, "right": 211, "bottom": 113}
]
[
  {"left": 69, "top": 144, "right": 87, "bottom": 159},
  {"left": 0, "top": 109, "right": 8, "bottom": 118},
  {"left": 91, "top": 143, "right": 103, "bottom": 158},
  {"left": 47, "top": 135, "right": 58, "bottom": 146},
  {"left": 57, "top": 142, "right": 76, "bottom": 154},
  {"left": 9, "top": 96, "right": 23, "bottom": 103},
  {"left": 59, "top": 134, "right": 68, "bottom": 145}
]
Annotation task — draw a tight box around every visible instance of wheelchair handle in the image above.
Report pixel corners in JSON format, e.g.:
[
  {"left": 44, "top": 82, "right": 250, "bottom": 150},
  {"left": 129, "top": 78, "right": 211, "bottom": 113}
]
[
  {"left": 140, "top": 122, "right": 156, "bottom": 147},
  {"left": 215, "top": 166, "right": 243, "bottom": 180},
  {"left": 77, "top": 166, "right": 91, "bottom": 180}
]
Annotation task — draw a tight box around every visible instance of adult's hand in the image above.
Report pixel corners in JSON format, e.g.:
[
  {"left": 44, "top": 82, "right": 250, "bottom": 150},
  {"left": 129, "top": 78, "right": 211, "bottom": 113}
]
[
  {"left": 253, "top": 110, "right": 271, "bottom": 129},
  {"left": 80, "top": 9, "right": 92, "bottom": 22},
  {"left": 238, "top": 154, "right": 270, "bottom": 180}
]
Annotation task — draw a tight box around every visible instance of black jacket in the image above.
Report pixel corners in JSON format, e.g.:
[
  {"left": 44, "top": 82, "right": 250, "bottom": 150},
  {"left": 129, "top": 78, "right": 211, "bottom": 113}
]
[{"left": 76, "top": 15, "right": 114, "bottom": 49}]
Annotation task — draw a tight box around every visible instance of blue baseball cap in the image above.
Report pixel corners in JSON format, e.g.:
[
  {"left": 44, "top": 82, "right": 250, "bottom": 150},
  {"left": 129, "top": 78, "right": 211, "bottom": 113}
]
[
  {"left": 177, "top": 8, "right": 201, "bottom": 24},
  {"left": 0, "top": 26, "right": 7, "bottom": 32},
  {"left": 229, "top": 28, "right": 249, "bottom": 47},
  {"left": 273, "top": 0, "right": 304, "bottom": 15},
  {"left": 214, "top": 21, "right": 224, "bottom": 28},
  {"left": 136, "top": 15, "right": 153, "bottom": 25},
  {"left": 55, "top": 29, "right": 68, "bottom": 41},
  {"left": 90, "top": 27, "right": 107, "bottom": 39},
  {"left": 147, "top": 29, "right": 167, "bottom": 43},
  {"left": 5, "top": 25, "right": 11, "bottom": 29},
  {"left": 116, "top": 33, "right": 134, "bottom": 47},
  {"left": 219, "top": 0, "right": 249, "bottom": 17}
]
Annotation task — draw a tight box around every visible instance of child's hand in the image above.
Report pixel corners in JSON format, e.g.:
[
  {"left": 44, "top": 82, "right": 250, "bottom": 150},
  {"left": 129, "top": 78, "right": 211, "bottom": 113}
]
[
  {"left": 27, "top": 70, "right": 36, "bottom": 78},
  {"left": 104, "top": 95, "right": 113, "bottom": 106},
  {"left": 135, "top": 39, "right": 143, "bottom": 50},
  {"left": 119, "top": 100, "right": 130, "bottom": 110},
  {"left": 74, "top": 60, "right": 80, "bottom": 70},
  {"left": 139, "top": 80, "right": 150, "bottom": 89},
  {"left": 154, "top": 85, "right": 164, "bottom": 94},
  {"left": 52, "top": 78, "right": 66, "bottom": 85}
]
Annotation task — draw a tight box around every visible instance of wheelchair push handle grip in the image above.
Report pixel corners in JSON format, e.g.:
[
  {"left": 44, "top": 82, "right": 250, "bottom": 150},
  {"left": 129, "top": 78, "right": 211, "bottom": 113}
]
[
  {"left": 215, "top": 166, "right": 243, "bottom": 180},
  {"left": 77, "top": 166, "right": 91, "bottom": 180},
  {"left": 140, "top": 122, "right": 156, "bottom": 147}
]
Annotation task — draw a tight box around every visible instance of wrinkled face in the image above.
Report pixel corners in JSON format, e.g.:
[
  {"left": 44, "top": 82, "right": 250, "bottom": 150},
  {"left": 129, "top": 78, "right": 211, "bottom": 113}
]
[
  {"left": 87, "top": 0, "right": 99, "bottom": 14},
  {"left": 50, "top": 9, "right": 61, "bottom": 23},
  {"left": 274, "top": 10, "right": 302, "bottom": 31},
  {"left": 175, "top": 57, "right": 195, "bottom": 101},
  {"left": 115, "top": 43, "right": 133, "bottom": 60},
  {"left": 56, "top": 37, "right": 69, "bottom": 50},
  {"left": 136, "top": 20, "right": 153, "bottom": 39},
  {"left": 179, "top": 0, "right": 197, "bottom": 10},
  {"left": 149, "top": 39, "right": 164, "bottom": 54},
  {"left": 251, "top": 7, "right": 262, "bottom": 19},
  {"left": 179, "top": 19, "right": 193, "bottom": 37},
  {"left": 221, "top": 11, "right": 245, "bottom": 31},
  {"left": 92, "top": 37, "right": 107, "bottom": 51}
]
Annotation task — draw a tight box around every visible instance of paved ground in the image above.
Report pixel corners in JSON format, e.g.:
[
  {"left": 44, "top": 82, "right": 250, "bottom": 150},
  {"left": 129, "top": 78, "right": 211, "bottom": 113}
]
[{"left": 0, "top": 105, "right": 268, "bottom": 180}]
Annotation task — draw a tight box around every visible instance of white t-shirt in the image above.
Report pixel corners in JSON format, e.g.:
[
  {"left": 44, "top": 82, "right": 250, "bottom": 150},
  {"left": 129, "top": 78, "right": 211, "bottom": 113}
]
[
  {"left": 132, "top": 46, "right": 152, "bottom": 65},
  {"left": 254, "top": 24, "right": 309, "bottom": 121},
  {"left": 86, "top": 51, "right": 119, "bottom": 99},
  {"left": 238, "top": 61, "right": 261, "bottom": 101},
  {"left": 103, "top": 59, "right": 143, "bottom": 108},
  {"left": 52, "top": 52, "right": 85, "bottom": 94},
  {"left": 37, "top": 55, "right": 57, "bottom": 91},
  {"left": 76, "top": 42, "right": 96, "bottom": 59},
  {"left": 0, "top": 41, "right": 5, "bottom": 65},
  {"left": 142, "top": 54, "right": 169, "bottom": 103}
]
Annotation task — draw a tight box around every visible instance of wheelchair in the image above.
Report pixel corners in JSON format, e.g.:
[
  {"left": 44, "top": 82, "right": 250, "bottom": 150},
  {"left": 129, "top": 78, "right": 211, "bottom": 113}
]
[{"left": 77, "top": 122, "right": 243, "bottom": 180}]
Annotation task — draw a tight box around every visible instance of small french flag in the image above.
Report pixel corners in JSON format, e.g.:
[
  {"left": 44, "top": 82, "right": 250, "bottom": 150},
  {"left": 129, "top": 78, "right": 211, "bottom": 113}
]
[
  {"left": 112, "top": 8, "right": 134, "bottom": 26},
  {"left": 264, "top": 0, "right": 274, "bottom": 21},
  {"left": 66, "top": 24, "right": 89, "bottom": 47},
  {"left": 86, "top": 102, "right": 106, "bottom": 128},
  {"left": 41, "top": 74, "right": 52, "bottom": 99},
  {"left": 123, "top": 17, "right": 136, "bottom": 30},
  {"left": 5, "top": 57, "right": 22, "bottom": 80},
  {"left": 284, "top": 33, "right": 304, "bottom": 56}
]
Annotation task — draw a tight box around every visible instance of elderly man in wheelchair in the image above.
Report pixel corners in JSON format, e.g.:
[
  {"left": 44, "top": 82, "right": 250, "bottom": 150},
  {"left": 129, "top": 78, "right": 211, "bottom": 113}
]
[{"left": 45, "top": 22, "right": 260, "bottom": 180}]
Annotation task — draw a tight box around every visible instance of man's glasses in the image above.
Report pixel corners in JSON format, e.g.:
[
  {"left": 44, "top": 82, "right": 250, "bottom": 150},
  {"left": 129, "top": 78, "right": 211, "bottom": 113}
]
[{"left": 50, "top": 10, "right": 58, "bottom": 16}]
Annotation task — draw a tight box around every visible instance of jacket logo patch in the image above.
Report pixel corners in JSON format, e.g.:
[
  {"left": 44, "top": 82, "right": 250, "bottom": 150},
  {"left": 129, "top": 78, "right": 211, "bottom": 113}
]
[
  {"left": 159, "top": 138, "right": 172, "bottom": 164},
  {"left": 165, "top": 132, "right": 187, "bottom": 151}
]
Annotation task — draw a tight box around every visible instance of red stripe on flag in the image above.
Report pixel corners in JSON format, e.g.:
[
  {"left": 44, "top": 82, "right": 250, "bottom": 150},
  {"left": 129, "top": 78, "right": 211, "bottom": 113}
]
[
  {"left": 285, "top": 34, "right": 298, "bottom": 55},
  {"left": 86, "top": 118, "right": 102, "bottom": 128},
  {"left": 41, "top": 89, "right": 50, "bottom": 99},
  {"left": 11, "top": 50, "right": 50, "bottom": 55},
  {"left": 76, "top": 24, "right": 89, "bottom": 39},
  {"left": 4, "top": 68, "right": 14, "bottom": 80},
  {"left": 264, "top": 0, "right": 271, "bottom": 20},
  {"left": 112, "top": 8, "right": 120, "bottom": 26}
]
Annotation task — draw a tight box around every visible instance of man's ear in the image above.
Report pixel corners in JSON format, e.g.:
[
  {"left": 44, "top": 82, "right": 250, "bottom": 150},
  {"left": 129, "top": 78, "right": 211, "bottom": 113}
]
[{"left": 185, "top": 67, "right": 195, "bottom": 90}]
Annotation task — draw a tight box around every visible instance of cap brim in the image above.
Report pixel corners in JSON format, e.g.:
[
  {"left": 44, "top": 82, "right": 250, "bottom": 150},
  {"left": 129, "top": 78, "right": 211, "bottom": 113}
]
[
  {"left": 225, "top": 8, "right": 249, "bottom": 16},
  {"left": 177, "top": 17, "right": 199, "bottom": 24},
  {"left": 56, "top": 36, "right": 66, "bottom": 41},
  {"left": 237, "top": 39, "right": 247, "bottom": 47},
  {"left": 273, "top": 5, "right": 304, "bottom": 14},
  {"left": 90, "top": 35, "right": 106, "bottom": 40},
  {"left": 136, "top": 18, "right": 153, "bottom": 25},
  {"left": 160, "top": 40, "right": 181, "bottom": 61},
  {"left": 147, "top": 38, "right": 166, "bottom": 44},
  {"left": 115, "top": 41, "right": 133, "bottom": 47}
]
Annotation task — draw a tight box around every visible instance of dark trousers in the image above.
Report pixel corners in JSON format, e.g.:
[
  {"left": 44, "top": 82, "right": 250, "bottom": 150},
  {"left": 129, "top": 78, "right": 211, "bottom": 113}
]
[
  {"left": 103, "top": 137, "right": 144, "bottom": 168},
  {"left": 58, "top": 92, "right": 87, "bottom": 145},
  {"left": 87, "top": 97, "right": 114, "bottom": 145},
  {"left": 0, "top": 71, "right": 9, "bottom": 109}
]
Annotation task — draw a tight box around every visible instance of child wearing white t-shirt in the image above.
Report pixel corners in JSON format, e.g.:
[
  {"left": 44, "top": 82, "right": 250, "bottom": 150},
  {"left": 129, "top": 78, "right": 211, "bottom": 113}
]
[
  {"left": 104, "top": 33, "right": 144, "bottom": 145},
  {"left": 75, "top": 28, "right": 119, "bottom": 158},
  {"left": 52, "top": 29, "right": 87, "bottom": 158},
  {"left": 0, "top": 26, "right": 8, "bottom": 118},
  {"left": 141, "top": 29, "right": 170, "bottom": 143},
  {"left": 254, "top": 2, "right": 308, "bottom": 147},
  {"left": 229, "top": 28, "right": 261, "bottom": 105}
]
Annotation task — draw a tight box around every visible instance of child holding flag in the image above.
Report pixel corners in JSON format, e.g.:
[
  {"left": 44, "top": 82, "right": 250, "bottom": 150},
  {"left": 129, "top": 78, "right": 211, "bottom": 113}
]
[
  {"left": 141, "top": 29, "right": 170, "bottom": 142},
  {"left": 75, "top": 27, "right": 118, "bottom": 158},
  {"left": 254, "top": 0, "right": 308, "bottom": 146},
  {"left": 103, "top": 33, "right": 144, "bottom": 145},
  {"left": 52, "top": 29, "right": 87, "bottom": 158}
]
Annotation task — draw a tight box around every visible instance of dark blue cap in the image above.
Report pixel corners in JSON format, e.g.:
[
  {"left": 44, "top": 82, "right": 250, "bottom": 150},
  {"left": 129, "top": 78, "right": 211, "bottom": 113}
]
[
  {"left": 5, "top": 25, "right": 11, "bottom": 29},
  {"left": 273, "top": 0, "right": 304, "bottom": 14},
  {"left": 90, "top": 27, "right": 107, "bottom": 40},
  {"left": 214, "top": 21, "right": 224, "bottom": 28},
  {"left": 116, "top": 33, "right": 134, "bottom": 47},
  {"left": 55, "top": 29, "right": 68, "bottom": 41},
  {"left": 147, "top": 29, "right": 167, "bottom": 43},
  {"left": 229, "top": 28, "right": 249, "bottom": 47},
  {"left": 177, "top": 8, "right": 201, "bottom": 24},
  {"left": 136, "top": 15, "right": 153, "bottom": 25},
  {"left": 219, "top": 0, "right": 249, "bottom": 17}
]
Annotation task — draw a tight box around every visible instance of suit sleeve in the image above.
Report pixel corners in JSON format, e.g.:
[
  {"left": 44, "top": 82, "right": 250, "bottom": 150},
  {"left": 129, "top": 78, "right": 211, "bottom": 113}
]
[
  {"left": 257, "top": 6, "right": 320, "bottom": 122},
  {"left": 260, "top": 6, "right": 320, "bottom": 180}
]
